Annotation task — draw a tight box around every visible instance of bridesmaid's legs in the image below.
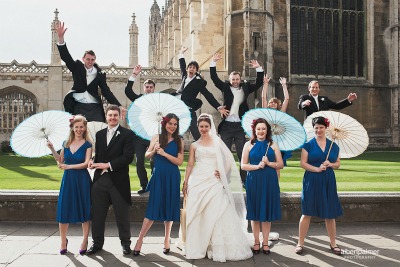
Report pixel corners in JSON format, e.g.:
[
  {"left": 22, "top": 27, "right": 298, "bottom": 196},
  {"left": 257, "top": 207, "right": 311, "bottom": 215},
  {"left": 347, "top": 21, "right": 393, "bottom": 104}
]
[
  {"left": 297, "top": 215, "right": 311, "bottom": 246},
  {"left": 134, "top": 218, "right": 154, "bottom": 251},
  {"left": 261, "top": 222, "right": 271, "bottom": 250},
  {"left": 81, "top": 221, "right": 90, "bottom": 250},
  {"left": 251, "top": 220, "right": 261, "bottom": 251},
  {"left": 164, "top": 221, "right": 173, "bottom": 249},
  {"left": 59, "top": 223, "right": 69, "bottom": 250},
  {"left": 325, "top": 219, "right": 337, "bottom": 246}
]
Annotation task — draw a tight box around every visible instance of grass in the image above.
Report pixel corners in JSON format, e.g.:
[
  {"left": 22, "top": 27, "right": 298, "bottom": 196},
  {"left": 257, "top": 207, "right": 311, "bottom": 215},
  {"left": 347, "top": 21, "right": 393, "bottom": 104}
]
[{"left": 0, "top": 151, "right": 399, "bottom": 192}]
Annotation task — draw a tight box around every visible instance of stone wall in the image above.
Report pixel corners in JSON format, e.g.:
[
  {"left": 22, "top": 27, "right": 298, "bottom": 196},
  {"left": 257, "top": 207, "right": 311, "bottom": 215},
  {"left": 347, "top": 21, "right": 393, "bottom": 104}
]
[{"left": 1, "top": 191, "right": 399, "bottom": 223}]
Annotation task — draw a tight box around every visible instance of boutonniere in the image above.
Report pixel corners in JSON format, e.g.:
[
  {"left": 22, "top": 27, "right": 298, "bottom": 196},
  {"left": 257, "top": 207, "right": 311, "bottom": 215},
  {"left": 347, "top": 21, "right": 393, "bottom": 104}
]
[
  {"left": 321, "top": 97, "right": 325, "bottom": 101},
  {"left": 116, "top": 130, "right": 120, "bottom": 137},
  {"left": 243, "top": 80, "right": 248, "bottom": 83},
  {"left": 100, "top": 69, "right": 106, "bottom": 75},
  {"left": 196, "top": 76, "right": 201, "bottom": 80}
]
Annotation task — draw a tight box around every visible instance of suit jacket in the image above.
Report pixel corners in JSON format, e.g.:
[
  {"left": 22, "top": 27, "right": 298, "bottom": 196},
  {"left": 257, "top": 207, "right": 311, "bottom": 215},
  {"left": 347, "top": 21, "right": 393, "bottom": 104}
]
[
  {"left": 58, "top": 44, "right": 121, "bottom": 118},
  {"left": 298, "top": 94, "right": 352, "bottom": 120},
  {"left": 93, "top": 125, "right": 135, "bottom": 205},
  {"left": 124, "top": 80, "right": 143, "bottom": 102},
  {"left": 173, "top": 58, "right": 220, "bottom": 111},
  {"left": 210, "top": 66, "right": 264, "bottom": 132}
]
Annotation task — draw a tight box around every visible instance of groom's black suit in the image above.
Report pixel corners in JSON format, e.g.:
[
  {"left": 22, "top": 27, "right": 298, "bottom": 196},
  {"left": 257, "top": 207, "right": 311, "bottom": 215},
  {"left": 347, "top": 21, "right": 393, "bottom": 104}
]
[
  {"left": 298, "top": 94, "right": 352, "bottom": 120},
  {"left": 57, "top": 44, "right": 122, "bottom": 121},
  {"left": 91, "top": 125, "right": 135, "bottom": 248}
]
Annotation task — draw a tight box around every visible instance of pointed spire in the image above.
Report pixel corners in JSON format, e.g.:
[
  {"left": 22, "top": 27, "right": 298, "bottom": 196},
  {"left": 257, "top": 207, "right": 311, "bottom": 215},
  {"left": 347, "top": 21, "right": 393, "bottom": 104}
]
[
  {"left": 54, "top": 8, "right": 59, "bottom": 20},
  {"left": 131, "top": 13, "right": 136, "bottom": 25}
]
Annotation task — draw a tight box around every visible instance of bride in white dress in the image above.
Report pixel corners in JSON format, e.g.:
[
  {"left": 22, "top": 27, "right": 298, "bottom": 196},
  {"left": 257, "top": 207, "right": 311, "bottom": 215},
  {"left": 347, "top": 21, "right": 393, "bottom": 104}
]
[{"left": 181, "top": 114, "right": 253, "bottom": 262}]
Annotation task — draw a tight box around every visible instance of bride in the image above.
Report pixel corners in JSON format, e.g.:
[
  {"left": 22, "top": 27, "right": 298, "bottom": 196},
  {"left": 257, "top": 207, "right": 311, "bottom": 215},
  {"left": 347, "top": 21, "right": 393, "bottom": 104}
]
[{"left": 181, "top": 113, "right": 253, "bottom": 262}]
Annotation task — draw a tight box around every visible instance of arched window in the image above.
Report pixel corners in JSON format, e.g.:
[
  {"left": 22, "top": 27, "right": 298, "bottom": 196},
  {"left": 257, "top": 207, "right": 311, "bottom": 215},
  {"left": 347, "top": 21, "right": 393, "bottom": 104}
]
[
  {"left": 290, "top": 0, "right": 365, "bottom": 77},
  {"left": 0, "top": 87, "right": 37, "bottom": 133}
]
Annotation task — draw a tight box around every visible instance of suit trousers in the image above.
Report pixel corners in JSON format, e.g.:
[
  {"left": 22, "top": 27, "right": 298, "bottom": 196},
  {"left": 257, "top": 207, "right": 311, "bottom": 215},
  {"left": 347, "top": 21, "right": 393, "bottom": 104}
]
[
  {"left": 219, "top": 121, "right": 247, "bottom": 183},
  {"left": 189, "top": 109, "right": 200, "bottom": 141},
  {"left": 74, "top": 102, "right": 104, "bottom": 122},
  {"left": 91, "top": 172, "right": 131, "bottom": 247},
  {"left": 134, "top": 136, "right": 153, "bottom": 188}
]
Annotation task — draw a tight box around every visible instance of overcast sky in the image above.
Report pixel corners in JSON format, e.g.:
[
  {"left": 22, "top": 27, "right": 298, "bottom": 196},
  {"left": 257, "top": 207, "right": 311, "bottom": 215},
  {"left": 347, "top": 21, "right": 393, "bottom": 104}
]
[{"left": 0, "top": 0, "right": 163, "bottom": 67}]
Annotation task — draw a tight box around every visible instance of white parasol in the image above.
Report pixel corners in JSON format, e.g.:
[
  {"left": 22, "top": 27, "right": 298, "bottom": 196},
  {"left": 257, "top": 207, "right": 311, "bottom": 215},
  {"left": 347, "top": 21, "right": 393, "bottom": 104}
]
[
  {"left": 303, "top": 111, "right": 369, "bottom": 158},
  {"left": 10, "top": 110, "right": 72, "bottom": 158},
  {"left": 241, "top": 108, "right": 306, "bottom": 151},
  {"left": 126, "top": 93, "right": 191, "bottom": 140}
]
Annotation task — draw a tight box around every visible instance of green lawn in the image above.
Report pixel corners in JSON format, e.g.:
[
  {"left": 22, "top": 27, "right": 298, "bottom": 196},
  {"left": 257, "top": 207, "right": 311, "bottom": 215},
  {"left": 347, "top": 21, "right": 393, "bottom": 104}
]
[{"left": 0, "top": 151, "right": 399, "bottom": 191}]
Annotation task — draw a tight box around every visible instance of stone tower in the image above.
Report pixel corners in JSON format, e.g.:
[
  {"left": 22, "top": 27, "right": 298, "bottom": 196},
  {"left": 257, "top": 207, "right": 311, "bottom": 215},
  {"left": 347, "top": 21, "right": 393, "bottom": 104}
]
[
  {"left": 149, "top": 0, "right": 161, "bottom": 66},
  {"left": 225, "top": 1, "right": 273, "bottom": 76},
  {"left": 129, "top": 13, "right": 139, "bottom": 67},
  {"left": 50, "top": 9, "right": 61, "bottom": 65}
]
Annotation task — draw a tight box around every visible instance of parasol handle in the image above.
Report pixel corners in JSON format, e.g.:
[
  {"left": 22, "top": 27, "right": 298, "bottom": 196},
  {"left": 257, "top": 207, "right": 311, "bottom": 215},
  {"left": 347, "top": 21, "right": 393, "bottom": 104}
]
[
  {"left": 325, "top": 137, "right": 335, "bottom": 161},
  {"left": 41, "top": 128, "right": 49, "bottom": 141}
]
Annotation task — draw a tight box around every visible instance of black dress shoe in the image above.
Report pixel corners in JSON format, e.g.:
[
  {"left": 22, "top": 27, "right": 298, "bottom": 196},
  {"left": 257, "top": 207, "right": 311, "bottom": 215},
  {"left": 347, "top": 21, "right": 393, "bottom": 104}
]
[
  {"left": 122, "top": 244, "right": 132, "bottom": 255},
  {"left": 86, "top": 245, "right": 102, "bottom": 255},
  {"left": 137, "top": 186, "right": 147, "bottom": 194}
]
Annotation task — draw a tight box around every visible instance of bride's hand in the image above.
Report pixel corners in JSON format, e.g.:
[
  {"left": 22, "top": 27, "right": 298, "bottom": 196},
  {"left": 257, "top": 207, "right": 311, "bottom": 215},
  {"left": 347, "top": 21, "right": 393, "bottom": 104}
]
[
  {"left": 182, "top": 183, "right": 188, "bottom": 195},
  {"left": 214, "top": 170, "right": 220, "bottom": 180}
]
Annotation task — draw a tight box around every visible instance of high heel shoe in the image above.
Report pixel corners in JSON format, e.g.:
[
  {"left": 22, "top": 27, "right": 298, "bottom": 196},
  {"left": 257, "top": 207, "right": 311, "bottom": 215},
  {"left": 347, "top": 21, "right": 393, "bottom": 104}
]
[
  {"left": 262, "top": 243, "right": 270, "bottom": 255},
  {"left": 252, "top": 243, "right": 260, "bottom": 254},
  {"left": 79, "top": 241, "right": 88, "bottom": 255},
  {"left": 163, "top": 239, "right": 171, "bottom": 254},
  {"left": 60, "top": 238, "right": 68, "bottom": 255},
  {"left": 133, "top": 240, "right": 143, "bottom": 256}
]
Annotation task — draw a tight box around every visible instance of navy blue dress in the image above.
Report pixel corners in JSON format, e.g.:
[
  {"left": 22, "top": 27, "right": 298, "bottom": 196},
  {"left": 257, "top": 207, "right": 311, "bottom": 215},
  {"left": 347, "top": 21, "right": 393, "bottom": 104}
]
[
  {"left": 301, "top": 138, "right": 343, "bottom": 219},
  {"left": 246, "top": 140, "right": 281, "bottom": 222},
  {"left": 56, "top": 141, "right": 92, "bottom": 223},
  {"left": 145, "top": 140, "right": 181, "bottom": 221}
]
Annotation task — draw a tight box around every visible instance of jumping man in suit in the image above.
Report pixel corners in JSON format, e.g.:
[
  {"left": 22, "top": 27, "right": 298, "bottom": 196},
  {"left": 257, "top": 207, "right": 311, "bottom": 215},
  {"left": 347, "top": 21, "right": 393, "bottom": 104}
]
[
  {"left": 210, "top": 53, "right": 264, "bottom": 185},
  {"left": 87, "top": 105, "right": 135, "bottom": 255},
  {"left": 298, "top": 80, "right": 357, "bottom": 120},
  {"left": 174, "top": 47, "right": 228, "bottom": 140},
  {"left": 56, "top": 21, "right": 127, "bottom": 122}
]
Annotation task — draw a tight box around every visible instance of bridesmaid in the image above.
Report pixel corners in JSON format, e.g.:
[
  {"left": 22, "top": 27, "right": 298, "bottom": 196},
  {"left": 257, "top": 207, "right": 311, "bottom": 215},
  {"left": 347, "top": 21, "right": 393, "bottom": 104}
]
[
  {"left": 47, "top": 115, "right": 92, "bottom": 255},
  {"left": 241, "top": 118, "right": 283, "bottom": 254},
  {"left": 294, "top": 116, "right": 343, "bottom": 255},
  {"left": 133, "top": 113, "right": 184, "bottom": 255}
]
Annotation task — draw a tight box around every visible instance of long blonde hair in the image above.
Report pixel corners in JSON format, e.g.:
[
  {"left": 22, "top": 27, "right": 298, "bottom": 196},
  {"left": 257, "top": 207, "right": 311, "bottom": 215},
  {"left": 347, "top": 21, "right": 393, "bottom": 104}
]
[{"left": 65, "top": 115, "right": 90, "bottom": 147}]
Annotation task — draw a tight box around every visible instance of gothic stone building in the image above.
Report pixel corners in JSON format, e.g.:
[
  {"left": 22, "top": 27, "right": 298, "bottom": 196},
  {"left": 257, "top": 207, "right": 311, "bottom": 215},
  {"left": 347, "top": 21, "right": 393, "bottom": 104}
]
[{"left": 1, "top": 1, "right": 399, "bottom": 148}]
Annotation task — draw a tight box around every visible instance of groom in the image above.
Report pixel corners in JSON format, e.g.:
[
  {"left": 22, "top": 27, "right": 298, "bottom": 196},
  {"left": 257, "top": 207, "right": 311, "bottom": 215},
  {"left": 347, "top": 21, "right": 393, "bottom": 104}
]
[{"left": 87, "top": 105, "right": 135, "bottom": 255}]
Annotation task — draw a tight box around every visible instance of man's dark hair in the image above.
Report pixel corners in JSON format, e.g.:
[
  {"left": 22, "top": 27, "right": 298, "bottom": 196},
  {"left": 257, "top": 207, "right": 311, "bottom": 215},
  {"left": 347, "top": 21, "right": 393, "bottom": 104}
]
[
  {"left": 143, "top": 79, "right": 156, "bottom": 87},
  {"left": 83, "top": 50, "right": 96, "bottom": 58},
  {"left": 187, "top": 61, "right": 199, "bottom": 71}
]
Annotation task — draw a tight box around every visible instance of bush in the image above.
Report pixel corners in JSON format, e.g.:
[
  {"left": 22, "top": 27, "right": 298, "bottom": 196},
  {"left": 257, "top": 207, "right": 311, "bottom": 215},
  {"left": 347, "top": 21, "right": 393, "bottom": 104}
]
[{"left": 1, "top": 140, "right": 13, "bottom": 153}]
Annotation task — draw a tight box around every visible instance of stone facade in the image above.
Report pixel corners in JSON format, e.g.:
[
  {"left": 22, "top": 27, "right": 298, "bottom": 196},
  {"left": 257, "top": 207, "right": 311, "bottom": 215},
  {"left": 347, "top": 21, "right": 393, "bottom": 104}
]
[{"left": 148, "top": 0, "right": 400, "bottom": 148}]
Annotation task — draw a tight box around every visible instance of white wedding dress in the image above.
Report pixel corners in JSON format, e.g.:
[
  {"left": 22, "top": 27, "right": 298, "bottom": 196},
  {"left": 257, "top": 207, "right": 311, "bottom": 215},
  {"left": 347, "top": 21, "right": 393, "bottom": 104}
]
[{"left": 184, "top": 145, "right": 253, "bottom": 262}]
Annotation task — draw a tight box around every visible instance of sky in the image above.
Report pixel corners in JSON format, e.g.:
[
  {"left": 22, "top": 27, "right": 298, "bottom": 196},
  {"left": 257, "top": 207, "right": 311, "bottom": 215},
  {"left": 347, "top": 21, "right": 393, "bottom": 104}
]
[{"left": 0, "top": 0, "right": 163, "bottom": 67}]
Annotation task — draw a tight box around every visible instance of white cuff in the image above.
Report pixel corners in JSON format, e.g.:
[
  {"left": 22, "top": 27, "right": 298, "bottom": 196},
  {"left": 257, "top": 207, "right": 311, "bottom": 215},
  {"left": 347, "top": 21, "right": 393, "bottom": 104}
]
[
  {"left": 256, "top": 67, "right": 263, "bottom": 72},
  {"left": 57, "top": 42, "right": 66, "bottom": 46},
  {"left": 210, "top": 61, "right": 217, "bottom": 67},
  {"left": 128, "top": 76, "right": 136, "bottom": 82},
  {"left": 178, "top": 53, "right": 185, "bottom": 59}
]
